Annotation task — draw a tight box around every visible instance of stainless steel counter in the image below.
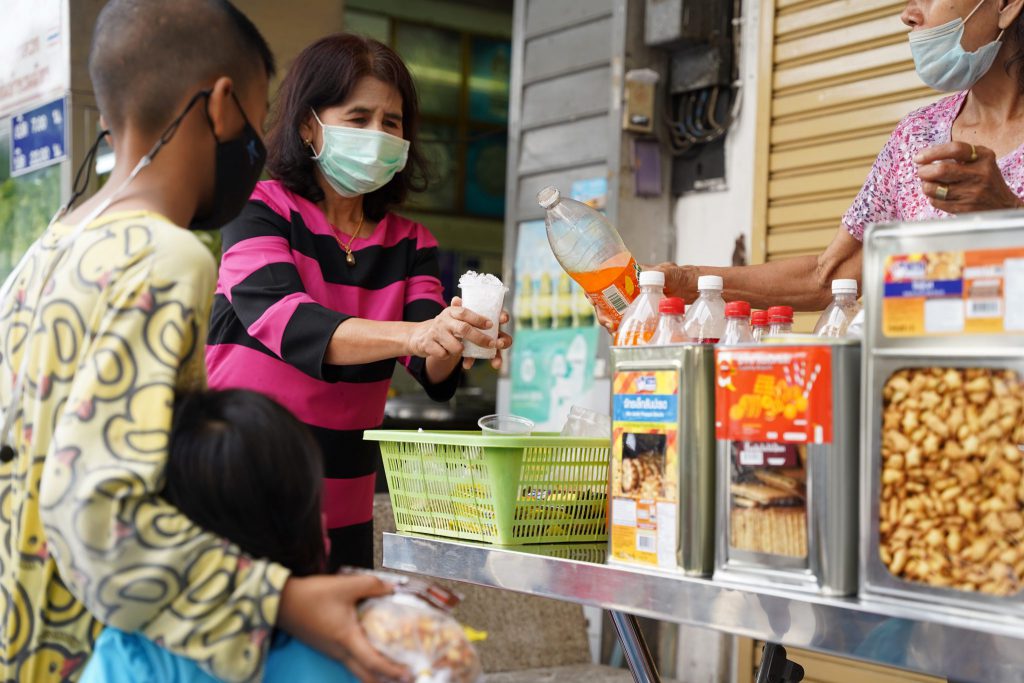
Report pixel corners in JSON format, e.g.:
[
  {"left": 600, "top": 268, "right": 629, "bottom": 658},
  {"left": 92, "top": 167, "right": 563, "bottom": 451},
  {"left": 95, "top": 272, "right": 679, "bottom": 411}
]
[{"left": 384, "top": 533, "right": 1024, "bottom": 683}]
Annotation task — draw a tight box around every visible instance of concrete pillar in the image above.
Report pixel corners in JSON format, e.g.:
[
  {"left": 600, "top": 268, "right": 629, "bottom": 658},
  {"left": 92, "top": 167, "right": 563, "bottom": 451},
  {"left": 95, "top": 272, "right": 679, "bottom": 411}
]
[{"left": 233, "top": 0, "right": 346, "bottom": 87}]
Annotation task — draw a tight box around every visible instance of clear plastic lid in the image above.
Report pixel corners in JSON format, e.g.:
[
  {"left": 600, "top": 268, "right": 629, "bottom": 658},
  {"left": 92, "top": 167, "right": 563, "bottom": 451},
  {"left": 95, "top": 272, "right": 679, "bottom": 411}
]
[
  {"left": 639, "top": 270, "right": 665, "bottom": 287},
  {"left": 536, "top": 186, "right": 561, "bottom": 209},
  {"left": 832, "top": 279, "right": 858, "bottom": 295},
  {"left": 697, "top": 275, "right": 724, "bottom": 291}
]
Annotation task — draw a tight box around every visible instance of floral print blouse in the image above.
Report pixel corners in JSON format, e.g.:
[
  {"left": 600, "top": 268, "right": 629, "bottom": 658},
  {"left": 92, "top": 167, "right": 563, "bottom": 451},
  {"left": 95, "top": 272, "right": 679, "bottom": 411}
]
[{"left": 842, "top": 91, "right": 1024, "bottom": 241}]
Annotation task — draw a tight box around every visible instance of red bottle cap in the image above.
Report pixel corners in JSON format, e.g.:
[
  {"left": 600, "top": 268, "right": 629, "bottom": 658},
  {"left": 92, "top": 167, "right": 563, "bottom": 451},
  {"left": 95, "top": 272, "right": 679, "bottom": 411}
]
[
  {"left": 725, "top": 301, "right": 751, "bottom": 318},
  {"left": 767, "top": 305, "right": 794, "bottom": 323},
  {"left": 751, "top": 310, "right": 769, "bottom": 327},
  {"left": 659, "top": 297, "right": 685, "bottom": 315}
]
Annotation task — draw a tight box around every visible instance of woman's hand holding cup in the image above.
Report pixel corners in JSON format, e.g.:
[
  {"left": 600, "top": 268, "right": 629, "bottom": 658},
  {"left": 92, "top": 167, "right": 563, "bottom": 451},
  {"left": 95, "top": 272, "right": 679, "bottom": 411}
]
[{"left": 407, "top": 298, "right": 511, "bottom": 370}]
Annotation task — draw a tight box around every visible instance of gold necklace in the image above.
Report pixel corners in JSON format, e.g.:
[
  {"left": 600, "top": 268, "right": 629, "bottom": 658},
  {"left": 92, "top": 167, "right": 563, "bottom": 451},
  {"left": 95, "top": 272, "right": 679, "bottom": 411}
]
[{"left": 330, "top": 212, "right": 364, "bottom": 266}]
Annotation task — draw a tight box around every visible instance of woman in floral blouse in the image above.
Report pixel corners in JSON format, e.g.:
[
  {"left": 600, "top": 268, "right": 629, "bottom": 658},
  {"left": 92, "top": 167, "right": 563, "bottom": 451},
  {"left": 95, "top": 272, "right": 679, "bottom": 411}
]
[{"left": 650, "top": 0, "right": 1024, "bottom": 312}]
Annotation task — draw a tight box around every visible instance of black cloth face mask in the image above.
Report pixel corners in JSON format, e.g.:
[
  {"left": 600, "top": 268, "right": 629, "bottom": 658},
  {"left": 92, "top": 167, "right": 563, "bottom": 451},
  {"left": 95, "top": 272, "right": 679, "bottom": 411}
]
[
  {"left": 189, "top": 90, "right": 267, "bottom": 231},
  {"left": 55, "top": 88, "right": 266, "bottom": 231}
]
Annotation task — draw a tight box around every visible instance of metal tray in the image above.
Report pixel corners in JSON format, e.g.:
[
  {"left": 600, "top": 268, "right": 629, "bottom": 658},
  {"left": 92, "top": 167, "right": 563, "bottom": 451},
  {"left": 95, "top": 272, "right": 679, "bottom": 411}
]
[{"left": 862, "top": 355, "right": 1024, "bottom": 615}]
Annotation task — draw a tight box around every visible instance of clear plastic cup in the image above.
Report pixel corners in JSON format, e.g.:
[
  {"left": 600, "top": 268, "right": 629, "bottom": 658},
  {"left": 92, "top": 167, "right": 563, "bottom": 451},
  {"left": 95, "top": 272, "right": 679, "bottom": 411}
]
[
  {"left": 478, "top": 414, "right": 534, "bottom": 435},
  {"left": 459, "top": 272, "right": 507, "bottom": 359}
]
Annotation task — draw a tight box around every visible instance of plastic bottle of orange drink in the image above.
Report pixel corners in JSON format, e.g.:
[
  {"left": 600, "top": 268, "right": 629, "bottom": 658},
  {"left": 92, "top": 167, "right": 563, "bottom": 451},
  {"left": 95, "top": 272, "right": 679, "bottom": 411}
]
[
  {"left": 537, "top": 186, "right": 640, "bottom": 326},
  {"left": 615, "top": 270, "right": 665, "bottom": 346}
]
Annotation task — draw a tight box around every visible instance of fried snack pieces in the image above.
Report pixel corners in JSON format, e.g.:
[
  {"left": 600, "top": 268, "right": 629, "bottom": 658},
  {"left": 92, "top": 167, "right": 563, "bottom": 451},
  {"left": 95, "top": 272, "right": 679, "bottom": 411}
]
[{"left": 880, "top": 368, "right": 1024, "bottom": 596}]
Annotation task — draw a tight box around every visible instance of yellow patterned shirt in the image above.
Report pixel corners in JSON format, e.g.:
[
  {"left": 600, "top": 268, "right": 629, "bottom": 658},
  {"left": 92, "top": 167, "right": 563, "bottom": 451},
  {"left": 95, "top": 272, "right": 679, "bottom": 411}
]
[{"left": 0, "top": 211, "right": 290, "bottom": 682}]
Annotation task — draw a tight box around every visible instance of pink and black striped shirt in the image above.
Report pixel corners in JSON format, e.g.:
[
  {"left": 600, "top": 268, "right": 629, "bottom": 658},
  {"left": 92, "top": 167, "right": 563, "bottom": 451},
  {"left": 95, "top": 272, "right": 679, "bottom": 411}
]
[{"left": 206, "top": 180, "right": 458, "bottom": 568}]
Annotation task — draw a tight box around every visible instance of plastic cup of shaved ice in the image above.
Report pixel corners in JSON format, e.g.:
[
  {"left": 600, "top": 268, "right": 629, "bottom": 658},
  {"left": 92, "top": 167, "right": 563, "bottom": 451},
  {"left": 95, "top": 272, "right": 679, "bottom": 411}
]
[{"left": 458, "top": 271, "right": 507, "bottom": 360}]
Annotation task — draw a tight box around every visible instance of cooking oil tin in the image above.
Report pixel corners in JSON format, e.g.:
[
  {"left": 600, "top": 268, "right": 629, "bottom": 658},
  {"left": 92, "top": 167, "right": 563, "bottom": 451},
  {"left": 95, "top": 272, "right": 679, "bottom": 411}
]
[
  {"left": 862, "top": 212, "right": 1024, "bottom": 616},
  {"left": 610, "top": 345, "right": 715, "bottom": 576},
  {"left": 713, "top": 340, "right": 861, "bottom": 596}
]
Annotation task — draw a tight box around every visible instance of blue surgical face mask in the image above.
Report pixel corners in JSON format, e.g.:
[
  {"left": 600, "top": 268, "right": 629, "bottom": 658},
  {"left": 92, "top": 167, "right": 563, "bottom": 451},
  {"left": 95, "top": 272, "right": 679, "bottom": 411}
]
[
  {"left": 310, "top": 109, "right": 410, "bottom": 198},
  {"left": 909, "top": 0, "right": 1005, "bottom": 92}
]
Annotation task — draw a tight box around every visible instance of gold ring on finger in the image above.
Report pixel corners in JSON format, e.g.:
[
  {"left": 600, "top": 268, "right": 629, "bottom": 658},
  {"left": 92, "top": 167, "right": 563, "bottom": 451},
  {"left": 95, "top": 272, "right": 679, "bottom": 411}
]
[
  {"left": 936, "top": 184, "right": 949, "bottom": 201},
  {"left": 970, "top": 144, "right": 978, "bottom": 163}
]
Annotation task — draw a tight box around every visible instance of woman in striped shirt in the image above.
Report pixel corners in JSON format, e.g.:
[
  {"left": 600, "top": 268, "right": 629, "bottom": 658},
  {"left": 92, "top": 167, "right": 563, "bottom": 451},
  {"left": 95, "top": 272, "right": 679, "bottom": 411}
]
[{"left": 207, "top": 34, "right": 511, "bottom": 570}]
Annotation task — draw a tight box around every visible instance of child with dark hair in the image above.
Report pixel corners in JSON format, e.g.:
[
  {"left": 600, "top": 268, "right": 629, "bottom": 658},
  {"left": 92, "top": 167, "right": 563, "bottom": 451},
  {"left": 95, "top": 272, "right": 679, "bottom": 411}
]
[
  {"left": 0, "top": 0, "right": 405, "bottom": 680},
  {"left": 81, "top": 390, "right": 360, "bottom": 682},
  {"left": 164, "top": 390, "right": 329, "bottom": 578}
]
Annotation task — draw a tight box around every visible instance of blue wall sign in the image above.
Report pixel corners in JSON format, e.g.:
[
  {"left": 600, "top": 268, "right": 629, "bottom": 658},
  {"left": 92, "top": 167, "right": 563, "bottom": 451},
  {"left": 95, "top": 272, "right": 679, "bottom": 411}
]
[{"left": 10, "top": 97, "right": 67, "bottom": 177}]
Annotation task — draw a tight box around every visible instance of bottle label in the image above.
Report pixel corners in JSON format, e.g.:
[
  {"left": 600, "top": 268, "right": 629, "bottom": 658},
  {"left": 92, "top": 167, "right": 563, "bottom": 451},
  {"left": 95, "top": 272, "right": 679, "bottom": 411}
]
[
  {"left": 583, "top": 258, "right": 641, "bottom": 323},
  {"left": 601, "top": 284, "right": 629, "bottom": 313}
]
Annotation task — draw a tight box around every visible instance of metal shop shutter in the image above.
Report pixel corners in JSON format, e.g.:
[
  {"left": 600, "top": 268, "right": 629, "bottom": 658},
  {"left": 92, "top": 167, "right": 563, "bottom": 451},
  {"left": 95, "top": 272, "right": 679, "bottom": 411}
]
[{"left": 752, "top": 0, "right": 939, "bottom": 329}]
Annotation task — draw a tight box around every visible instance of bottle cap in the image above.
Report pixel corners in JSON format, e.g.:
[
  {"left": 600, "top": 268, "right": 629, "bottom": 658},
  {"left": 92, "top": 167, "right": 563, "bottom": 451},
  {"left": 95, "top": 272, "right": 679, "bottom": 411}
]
[
  {"left": 750, "top": 310, "right": 769, "bottom": 327},
  {"left": 832, "top": 279, "right": 858, "bottom": 295},
  {"left": 659, "top": 297, "right": 685, "bottom": 315},
  {"left": 697, "top": 275, "right": 723, "bottom": 291},
  {"left": 767, "top": 305, "right": 794, "bottom": 323},
  {"left": 639, "top": 270, "right": 665, "bottom": 287},
  {"left": 725, "top": 301, "right": 751, "bottom": 318},
  {"left": 536, "top": 186, "right": 561, "bottom": 209}
]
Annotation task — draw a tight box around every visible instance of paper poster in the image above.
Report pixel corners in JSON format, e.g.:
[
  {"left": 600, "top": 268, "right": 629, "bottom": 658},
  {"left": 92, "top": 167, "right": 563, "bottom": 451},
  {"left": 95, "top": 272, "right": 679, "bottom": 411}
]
[
  {"left": 509, "top": 326, "right": 599, "bottom": 431},
  {"left": 610, "top": 370, "right": 680, "bottom": 569},
  {"left": 0, "top": 0, "right": 68, "bottom": 117},
  {"left": 882, "top": 248, "right": 1024, "bottom": 337},
  {"left": 570, "top": 177, "right": 608, "bottom": 210},
  {"left": 512, "top": 220, "right": 595, "bottom": 331}
]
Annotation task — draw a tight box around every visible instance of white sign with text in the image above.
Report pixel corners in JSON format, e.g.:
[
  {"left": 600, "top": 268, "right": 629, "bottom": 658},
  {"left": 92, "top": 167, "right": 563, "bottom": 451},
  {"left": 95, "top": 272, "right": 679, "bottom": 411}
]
[{"left": 0, "top": 0, "right": 68, "bottom": 117}]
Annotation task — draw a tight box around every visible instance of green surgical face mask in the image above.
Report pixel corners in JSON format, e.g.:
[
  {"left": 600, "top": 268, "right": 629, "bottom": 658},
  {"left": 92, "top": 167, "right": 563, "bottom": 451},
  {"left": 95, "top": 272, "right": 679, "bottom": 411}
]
[{"left": 311, "top": 109, "right": 410, "bottom": 198}]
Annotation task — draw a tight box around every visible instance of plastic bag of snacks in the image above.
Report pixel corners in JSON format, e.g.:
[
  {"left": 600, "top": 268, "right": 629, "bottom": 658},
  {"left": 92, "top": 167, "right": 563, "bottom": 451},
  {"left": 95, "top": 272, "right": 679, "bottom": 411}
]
[{"left": 355, "top": 572, "right": 483, "bottom": 683}]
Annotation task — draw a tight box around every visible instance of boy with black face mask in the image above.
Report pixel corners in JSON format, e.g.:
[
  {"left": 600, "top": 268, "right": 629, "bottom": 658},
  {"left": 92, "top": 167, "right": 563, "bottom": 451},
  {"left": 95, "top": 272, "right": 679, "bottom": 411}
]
[{"left": 0, "top": 1, "right": 407, "bottom": 682}]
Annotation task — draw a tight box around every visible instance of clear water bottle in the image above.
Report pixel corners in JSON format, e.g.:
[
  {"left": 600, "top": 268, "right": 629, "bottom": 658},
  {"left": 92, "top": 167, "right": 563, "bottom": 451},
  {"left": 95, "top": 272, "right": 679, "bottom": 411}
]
[
  {"left": 537, "top": 187, "right": 640, "bottom": 327},
  {"left": 814, "top": 279, "right": 861, "bottom": 337},
  {"left": 649, "top": 297, "right": 688, "bottom": 345},
  {"left": 721, "top": 301, "right": 754, "bottom": 345},
  {"left": 683, "top": 275, "right": 726, "bottom": 343},
  {"left": 615, "top": 270, "right": 665, "bottom": 346},
  {"left": 751, "top": 310, "right": 769, "bottom": 343},
  {"left": 766, "top": 306, "right": 794, "bottom": 337},
  {"left": 846, "top": 308, "right": 865, "bottom": 338}
]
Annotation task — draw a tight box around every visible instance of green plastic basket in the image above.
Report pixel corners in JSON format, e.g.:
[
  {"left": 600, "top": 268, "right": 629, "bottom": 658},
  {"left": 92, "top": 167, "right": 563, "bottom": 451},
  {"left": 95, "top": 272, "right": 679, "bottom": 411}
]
[
  {"left": 364, "top": 430, "right": 609, "bottom": 545},
  {"left": 514, "top": 543, "right": 609, "bottom": 564}
]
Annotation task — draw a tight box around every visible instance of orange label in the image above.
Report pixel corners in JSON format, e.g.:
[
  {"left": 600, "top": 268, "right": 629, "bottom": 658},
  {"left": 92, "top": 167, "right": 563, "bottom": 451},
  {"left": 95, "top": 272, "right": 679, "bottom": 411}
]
[
  {"left": 611, "top": 500, "right": 665, "bottom": 565},
  {"left": 715, "top": 347, "right": 833, "bottom": 444},
  {"left": 573, "top": 257, "right": 640, "bottom": 323}
]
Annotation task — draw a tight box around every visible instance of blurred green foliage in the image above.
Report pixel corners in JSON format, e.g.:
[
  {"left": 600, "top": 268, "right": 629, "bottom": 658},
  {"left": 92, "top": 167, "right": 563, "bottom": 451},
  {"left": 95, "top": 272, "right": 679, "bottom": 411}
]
[{"left": 0, "top": 165, "right": 61, "bottom": 282}]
